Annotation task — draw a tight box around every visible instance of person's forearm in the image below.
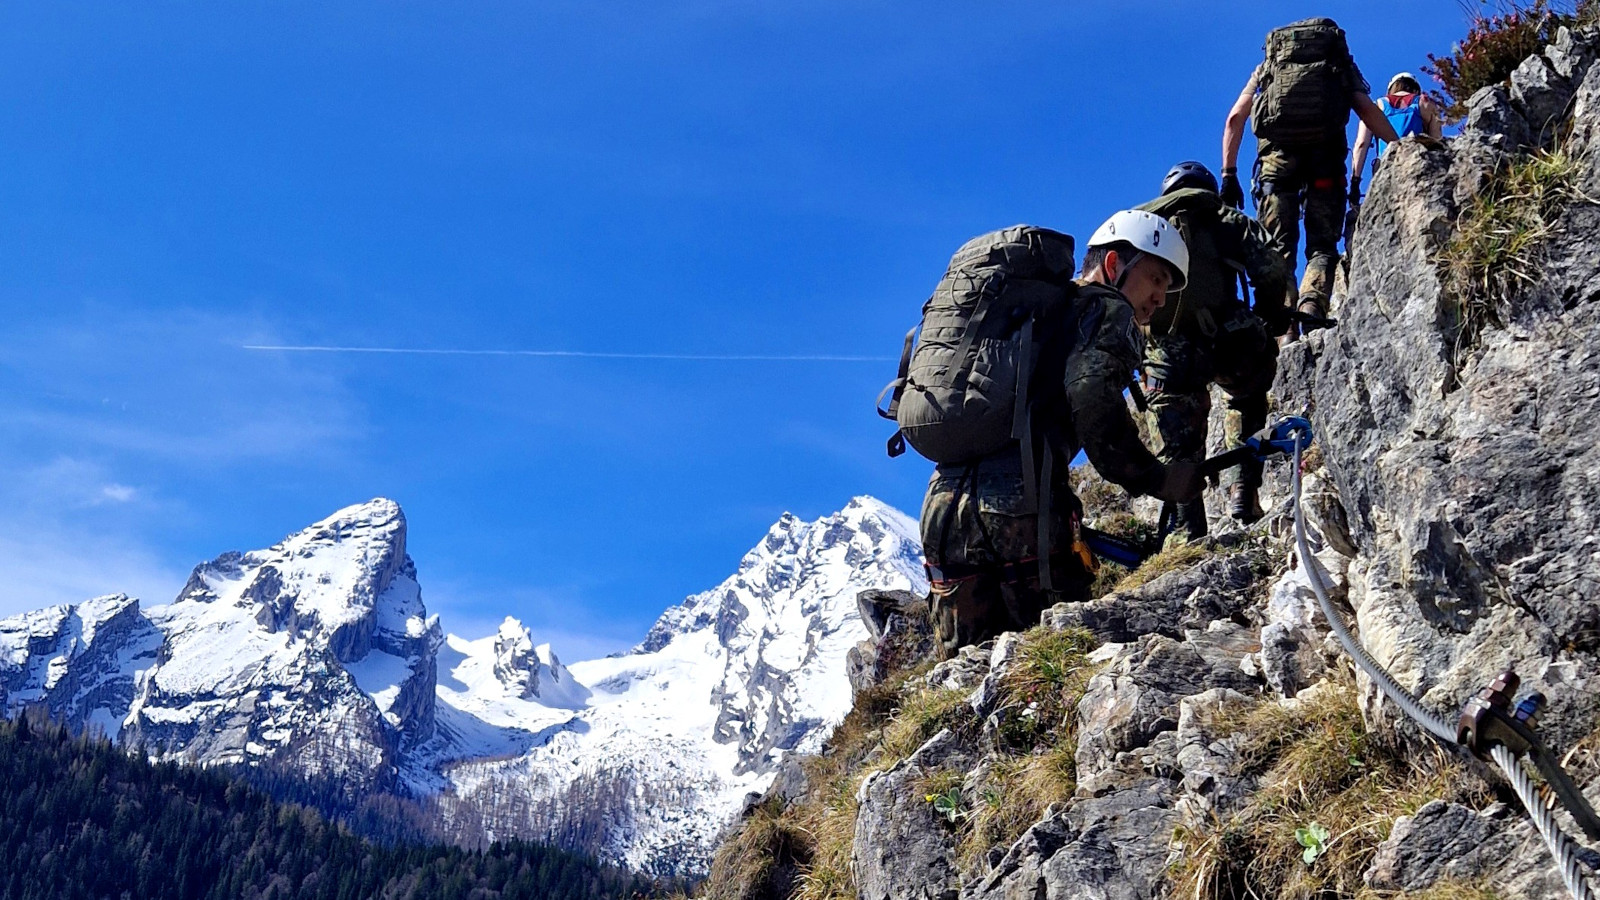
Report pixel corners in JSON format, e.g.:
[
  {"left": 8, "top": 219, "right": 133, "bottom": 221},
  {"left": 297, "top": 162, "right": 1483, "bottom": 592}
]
[
  {"left": 1223, "top": 113, "right": 1248, "bottom": 169},
  {"left": 1353, "top": 93, "right": 1400, "bottom": 144},
  {"left": 1351, "top": 125, "right": 1372, "bottom": 180}
]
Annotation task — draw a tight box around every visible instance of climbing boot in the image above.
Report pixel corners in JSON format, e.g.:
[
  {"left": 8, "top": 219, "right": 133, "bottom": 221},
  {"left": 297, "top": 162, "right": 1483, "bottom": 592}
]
[
  {"left": 1299, "top": 297, "right": 1332, "bottom": 330},
  {"left": 1228, "top": 482, "right": 1265, "bottom": 524}
]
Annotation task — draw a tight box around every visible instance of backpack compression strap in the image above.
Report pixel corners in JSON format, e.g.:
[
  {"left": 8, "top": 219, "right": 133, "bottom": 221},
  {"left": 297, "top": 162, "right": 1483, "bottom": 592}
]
[
  {"left": 876, "top": 326, "right": 918, "bottom": 457},
  {"left": 940, "top": 271, "right": 1003, "bottom": 390}
]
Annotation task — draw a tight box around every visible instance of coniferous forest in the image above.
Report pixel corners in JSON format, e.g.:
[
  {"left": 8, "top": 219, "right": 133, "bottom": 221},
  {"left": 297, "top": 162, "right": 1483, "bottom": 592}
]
[{"left": 0, "top": 716, "right": 674, "bottom": 900}]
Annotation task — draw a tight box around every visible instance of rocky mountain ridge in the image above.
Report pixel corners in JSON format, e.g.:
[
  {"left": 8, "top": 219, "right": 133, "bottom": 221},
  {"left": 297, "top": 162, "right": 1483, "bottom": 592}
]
[
  {"left": 698, "top": 23, "right": 1600, "bottom": 900},
  {"left": 0, "top": 495, "right": 926, "bottom": 876}
]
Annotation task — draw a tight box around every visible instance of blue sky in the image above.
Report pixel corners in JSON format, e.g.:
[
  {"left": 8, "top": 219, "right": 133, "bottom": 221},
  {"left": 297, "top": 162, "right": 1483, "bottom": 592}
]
[{"left": 0, "top": 1, "right": 1474, "bottom": 658}]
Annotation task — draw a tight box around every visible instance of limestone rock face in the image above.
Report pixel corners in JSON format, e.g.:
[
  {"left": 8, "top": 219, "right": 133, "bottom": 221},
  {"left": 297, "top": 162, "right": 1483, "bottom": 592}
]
[
  {"left": 703, "top": 27, "right": 1600, "bottom": 900},
  {"left": 1285, "top": 29, "right": 1600, "bottom": 746},
  {"left": 853, "top": 729, "right": 970, "bottom": 900},
  {"left": 847, "top": 590, "right": 937, "bottom": 698}
]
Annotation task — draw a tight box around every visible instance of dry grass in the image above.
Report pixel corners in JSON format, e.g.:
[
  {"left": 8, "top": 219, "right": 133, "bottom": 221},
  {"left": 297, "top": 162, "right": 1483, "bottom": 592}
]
[
  {"left": 1440, "top": 146, "right": 1596, "bottom": 363},
  {"left": 699, "top": 661, "right": 947, "bottom": 900},
  {"left": 790, "top": 760, "right": 863, "bottom": 900},
  {"left": 954, "top": 627, "right": 1098, "bottom": 871},
  {"left": 1356, "top": 880, "right": 1505, "bottom": 900},
  {"left": 1559, "top": 712, "right": 1600, "bottom": 777},
  {"left": 701, "top": 795, "right": 811, "bottom": 900},
  {"left": 959, "top": 742, "right": 1078, "bottom": 871},
  {"left": 1114, "top": 540, "right": 1209, "bottom": 592},
  {"left": 788, "top": 659, "right": 984, "bottom": 900},
  {"left": 880, "top": 685, "right": 972, "bottom": 764},
  {"left": 1073, "top": 464, "right": 1161, "bottom": 598},
  {"left": 700, "top": 627, "right": 1100, "bottom": 899},
  {"left": 1172, "top": 679, "right": 1489, "bottom": 900}
]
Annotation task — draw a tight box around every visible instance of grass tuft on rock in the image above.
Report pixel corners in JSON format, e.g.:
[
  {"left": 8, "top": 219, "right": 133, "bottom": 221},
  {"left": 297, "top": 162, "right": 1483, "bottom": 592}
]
[
  {"left": 880, "top": 685, "right": 972, "bottom": 764},
  {"left": 1440, "top": 145, "right": 1595, "bottom": 363},
  {"left": 1114, "top": 540, "right": 1209, "bottom": 592},
  {"left": 1172, "top": 678, "right": 1488, "bottom": 900},
  {"left": 955, "top": 626, "right": 1098, "bottom": 872},
  {"left": 702, "top": 795, "right": 811, "bottom": 900},
  {"left": 700, "top": 660, "right": 941, "bottom": 900},
  {"left": 1363, "top": 880, "right": 1505, "bottom": 900}
]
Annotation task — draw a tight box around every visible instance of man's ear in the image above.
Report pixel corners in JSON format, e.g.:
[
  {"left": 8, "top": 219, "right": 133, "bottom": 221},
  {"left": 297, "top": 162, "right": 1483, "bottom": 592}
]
[{"left": 1102, "top": 249, "right": 1121, "bottom": 283}]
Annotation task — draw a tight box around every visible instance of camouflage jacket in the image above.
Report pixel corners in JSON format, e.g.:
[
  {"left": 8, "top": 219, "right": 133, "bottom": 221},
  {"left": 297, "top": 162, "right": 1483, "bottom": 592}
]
[
  {"left": 1052, "top": 282, "right": 1165, "bottom": 496},
  {"left": 1136, "top": 188, "right": 1295, "bottom": 336}
]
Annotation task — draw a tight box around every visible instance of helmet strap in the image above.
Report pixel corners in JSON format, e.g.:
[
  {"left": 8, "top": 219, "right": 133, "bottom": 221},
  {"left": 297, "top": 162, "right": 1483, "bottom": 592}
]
[{"left": 1112, "top": 250, "right": 1145, "bottom": 291}]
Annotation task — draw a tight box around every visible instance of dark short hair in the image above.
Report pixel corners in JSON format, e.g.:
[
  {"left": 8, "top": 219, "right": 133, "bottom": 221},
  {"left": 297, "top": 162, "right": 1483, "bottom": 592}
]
[{"left": 1080, "top": 244, "right": 1128, "bottom": 279}]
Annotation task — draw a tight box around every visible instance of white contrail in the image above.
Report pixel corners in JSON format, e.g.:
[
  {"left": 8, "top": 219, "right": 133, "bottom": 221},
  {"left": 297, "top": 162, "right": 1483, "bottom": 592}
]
[{"left": 242, "top": 344, "right": 893, "bottom": 362}]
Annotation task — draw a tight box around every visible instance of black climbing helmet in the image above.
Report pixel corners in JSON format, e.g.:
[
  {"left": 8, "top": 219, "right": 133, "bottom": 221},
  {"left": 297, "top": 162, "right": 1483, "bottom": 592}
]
[{"left": 1161, "top": 161, "right": 1219, "bottom": 196}]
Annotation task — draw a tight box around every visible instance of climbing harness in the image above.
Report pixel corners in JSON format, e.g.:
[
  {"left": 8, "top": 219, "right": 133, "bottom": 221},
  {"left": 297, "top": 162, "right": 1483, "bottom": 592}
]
[{"left": 1285, "top": 423, "right": 1600, "bottom": 900}]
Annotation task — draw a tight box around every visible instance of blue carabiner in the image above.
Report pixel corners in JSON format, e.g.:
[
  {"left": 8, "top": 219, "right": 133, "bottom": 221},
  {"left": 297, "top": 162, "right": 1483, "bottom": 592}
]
[{"left": 1246, "top": 415, "right": 1314, "bottom": 460}]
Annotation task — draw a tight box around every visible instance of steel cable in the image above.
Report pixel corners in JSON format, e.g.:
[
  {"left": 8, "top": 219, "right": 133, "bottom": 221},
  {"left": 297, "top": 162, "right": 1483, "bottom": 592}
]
[
  {"left": 1490, "top": 743, "right": 1598, "bottom": 900},
  {"left": 1288, "top": 438, "right": 1596, "bottom": 900}
]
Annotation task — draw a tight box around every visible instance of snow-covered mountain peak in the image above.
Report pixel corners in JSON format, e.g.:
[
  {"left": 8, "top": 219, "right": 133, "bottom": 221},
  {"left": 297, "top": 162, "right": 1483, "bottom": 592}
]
[
  {"left": 2, "top": 495, "right": 927, "bottom": 877},
  {"left": 490, "top": 617, "right": 546, "bottom": 701},
  {"left": 1, "top": 593, "right": 162, "bottom": 737},
  {"left": 118, "top": 497, "right": 440, "bottom": 780}
]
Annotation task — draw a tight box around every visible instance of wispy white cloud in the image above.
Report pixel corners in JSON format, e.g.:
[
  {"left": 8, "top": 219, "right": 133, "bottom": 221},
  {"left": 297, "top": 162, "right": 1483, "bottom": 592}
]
[
  {"left": 0, "top": 526, "right": 186, "bottom": 617},
  {"left": 0, "top": 306, "right": 364, "bottom": 466},
  {"left": 5, "top": 457, "right": 148, "bottom": 511},
  {"left": 243, "top": 344, "right": 893, "bottom": 363},
  {"left": 0, "top": 306, "right": 366, "bottom": 618}
]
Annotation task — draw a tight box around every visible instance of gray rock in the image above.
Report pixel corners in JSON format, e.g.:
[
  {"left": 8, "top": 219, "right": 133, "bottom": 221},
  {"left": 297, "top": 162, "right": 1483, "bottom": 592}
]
[
  {"left": 971, "top": 633, "right": 1027, "bottom": 718},
  {"left": 927, "top": 643, "right": 993, "bottom": 694},
  {"left": 1264, "top": 29, "right": 1600, "bottom": 891},
  {"left": 1509, "top": 53, "right": 1573, "bottom": 145},
  {"left": 1040, "top": 550, "right": 1264, "bottom": 644},
  {"left": 766, "top": 752, "right": 810, "bottom": 805},
  {"left": 853, "top": 729, "right": 975, "bottom": 900},
  {"left": 1547, "top": 25, "right": 1600, "bottom": 83},
  {"left": 964, "top": 778, "right": 1178, "bottom": 900},
  {"left": 1172, "top": 688, "right": 1253, "bottom": 823},
  {"left": 849, "top": 590, "right": 938, "bottom": 697},
  {"left": 1364, "top": 799, "right": 1517, "bottom": 892},
  {"left": 1075, "top": 634, "right": 1258, "bottom": 794},
  {"left": 1465, "top": 84, "right": 1532, "bottom": 154}
]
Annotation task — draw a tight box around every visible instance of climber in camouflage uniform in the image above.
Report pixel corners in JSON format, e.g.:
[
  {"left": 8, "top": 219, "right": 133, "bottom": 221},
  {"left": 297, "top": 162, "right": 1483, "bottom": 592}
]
[
  {"left": 1218, "top": 18, "right": 1399, "bottom": 337},
  {"left": 1137, "top": 162, "right": 1296, "bottom": 536},
  {"left": 920, "top": 212, "right": 1205, "bottom": 657}
]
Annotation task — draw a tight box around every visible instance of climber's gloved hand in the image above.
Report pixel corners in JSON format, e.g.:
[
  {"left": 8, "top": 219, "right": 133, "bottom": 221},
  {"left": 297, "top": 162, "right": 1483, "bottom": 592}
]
[
  {"left": 1220, "top": 167, "right": 1244, "bottom": 209},
  {"left": 1158, "top": 460, "right": 1205, "bottom": 505},
  {"left": 1348, "top": 174, "right": 1362, "bottom": 207}
]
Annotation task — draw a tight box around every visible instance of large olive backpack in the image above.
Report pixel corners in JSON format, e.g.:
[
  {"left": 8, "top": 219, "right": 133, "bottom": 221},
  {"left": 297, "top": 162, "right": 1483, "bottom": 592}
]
[{"left": 1252, "top": 17, "right": 1355, "bottom": 145}]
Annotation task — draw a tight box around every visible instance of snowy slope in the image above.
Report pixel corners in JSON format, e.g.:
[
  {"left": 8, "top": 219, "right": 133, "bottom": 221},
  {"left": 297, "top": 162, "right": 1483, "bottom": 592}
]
[
  {"left": 0, "top": 593, "right": 162, "bottom": 736},
  {"left": 431, "top": 496, "right": 926, "bottom": 873},
  {"left": 0, "top": 494, "right": 926, "bottom": 876}
]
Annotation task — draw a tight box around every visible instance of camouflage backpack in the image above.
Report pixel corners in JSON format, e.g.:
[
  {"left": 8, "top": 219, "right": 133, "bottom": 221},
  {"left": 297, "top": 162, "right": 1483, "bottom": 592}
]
[
  {"left": 1252, "top": 18, "right": 1355, "bottom": 145},
  {"left": 1137, "top": 189, "right": 1243, "bottom": 338},
  {"left": 876, "top": 225, "right": 1078, "bottom": 466}
]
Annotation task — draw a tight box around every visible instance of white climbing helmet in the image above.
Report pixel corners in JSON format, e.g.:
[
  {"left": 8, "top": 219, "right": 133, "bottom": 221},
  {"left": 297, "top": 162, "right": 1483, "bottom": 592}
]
[
  {"left": 1388, "top": 71, "right": 1421, "bottom": 93},
  {"left": 1087, "top": 209, "right": 1189, "bottom": 292}
]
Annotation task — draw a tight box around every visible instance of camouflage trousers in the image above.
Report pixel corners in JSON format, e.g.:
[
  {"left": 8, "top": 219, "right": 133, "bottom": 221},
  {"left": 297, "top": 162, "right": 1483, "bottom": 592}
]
[
  {"left": 1253, "top": 138, "right": 1348, "bottom": 308},
  {"left": 920, "top": 455, "right": 1093, "bottom": 658},
  {"left": 1143, "top": 306, "right": 1278, "bottom": 490}
]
